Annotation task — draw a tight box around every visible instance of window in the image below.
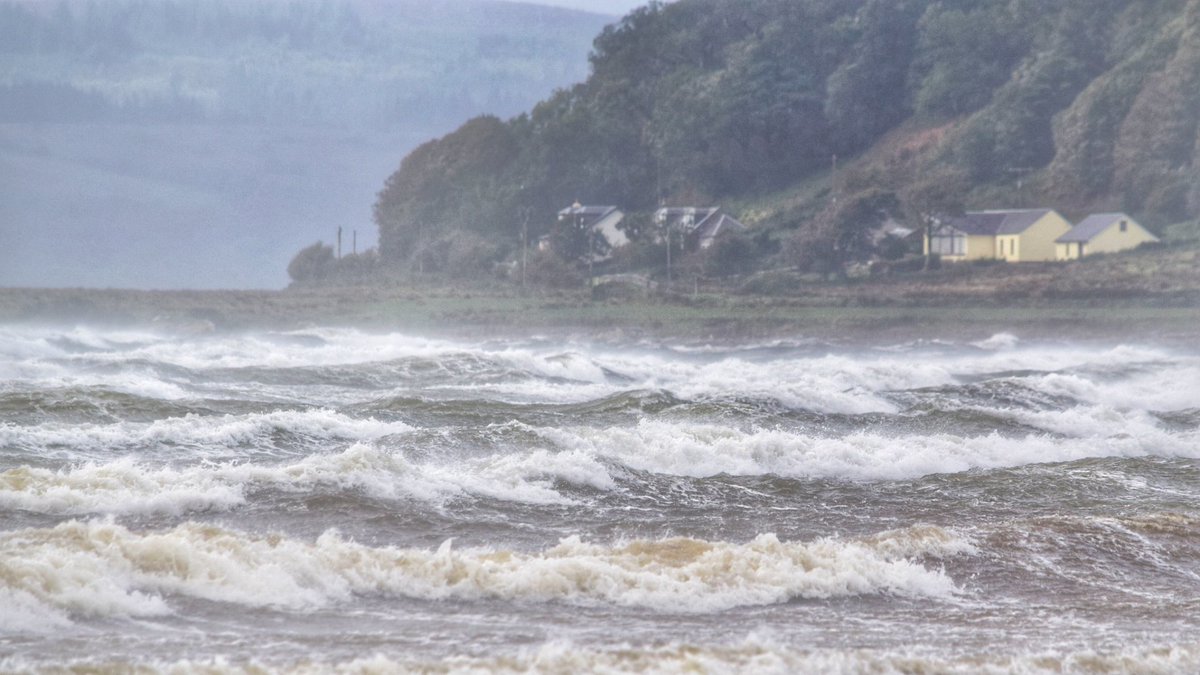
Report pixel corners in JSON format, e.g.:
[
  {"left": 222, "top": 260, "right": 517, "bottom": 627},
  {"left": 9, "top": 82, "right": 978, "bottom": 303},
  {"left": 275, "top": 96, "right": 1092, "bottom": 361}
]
[
  {"left": 1120, "top": 220, "right": 1128, "bottom": 232},
  {"left": 930, "top": 231, "right": 965, "bottom": 256}
]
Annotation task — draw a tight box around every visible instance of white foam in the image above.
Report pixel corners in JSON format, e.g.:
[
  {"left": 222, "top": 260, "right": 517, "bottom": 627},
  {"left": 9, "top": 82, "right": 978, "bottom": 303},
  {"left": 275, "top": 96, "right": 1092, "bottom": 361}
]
[
  {"left": 0, "top": 522, "right": 965, "bottom": 623},
  {"left": 971, "top": 332, "right": 1020, "bottom": 351},
  {"left": 5, "top": 414, "right": 1196, "bottom": 513},
  {"left": 1019, "top": 364, "right": 1200, "bottom": 411},
  {"left": 9, "top": 639, "right": 1197, "bottom": 674},
  {"left": 0, "top": 438, "right": 618, "bottom": 516},
  {"left": 365, "top": 640, "right": 1200, "bottom": 675},
  {"left": 0, "top": 409, "right": 411, "bottom": 457},
  {"left": 0, "top": 460, "right": 246, "bottom": 516},
  {"left": 224, "top": 441, "right": 596, "bottom": 506},
  {"left": 0, "top": 588, "right": 73, "bottom": 633},
  {"left": 533, "top": 419, "right": 1200, "bottom": 481},
  {"left": 3, "top": 326, "right": 1195, "bottom": 417}
]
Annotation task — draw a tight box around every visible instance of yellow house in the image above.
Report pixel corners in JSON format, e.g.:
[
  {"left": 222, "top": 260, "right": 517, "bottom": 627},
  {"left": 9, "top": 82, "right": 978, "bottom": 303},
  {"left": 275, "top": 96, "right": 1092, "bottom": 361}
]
[
  {"left": 926, "top": 209, "right": 1072, "bottom": 262},
  {"left": 1055, "top": 213, "right": 1159, "bottom": 260}
]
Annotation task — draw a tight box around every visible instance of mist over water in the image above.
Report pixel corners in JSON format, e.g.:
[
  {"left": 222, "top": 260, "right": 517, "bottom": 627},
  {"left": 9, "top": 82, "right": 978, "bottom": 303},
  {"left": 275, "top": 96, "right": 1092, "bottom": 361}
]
[{"left": 1, "top": 325, "right": 1199, "bottom": 673}]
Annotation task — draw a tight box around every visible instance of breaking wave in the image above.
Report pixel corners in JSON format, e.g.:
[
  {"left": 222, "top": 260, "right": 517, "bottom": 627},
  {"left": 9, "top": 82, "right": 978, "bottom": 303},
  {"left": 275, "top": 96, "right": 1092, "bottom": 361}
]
[
  {"left": 0, "top": 521, "right": 968, "bottom": 626},
  {"left": 534, "top": 419, "right": 1200, "bottom": 482},
  {"left": 7, "top": 418, "right": 1196, "bottom": 519},
  {"left": 0, "top": 409, "right": 411, "bottom": 459}
]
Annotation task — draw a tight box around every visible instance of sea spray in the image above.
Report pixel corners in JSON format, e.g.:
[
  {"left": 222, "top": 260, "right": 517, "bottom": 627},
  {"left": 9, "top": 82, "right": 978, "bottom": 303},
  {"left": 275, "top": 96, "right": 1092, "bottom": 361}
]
[
  {"left": 531, "top": 419, "right": 1200, "bottom": 481},
  {"left": 0, "top": 522, "right": 968, "bottom": 621},
  {"left": 2, "top": 326, "right": 1198, "bottom": 667}
]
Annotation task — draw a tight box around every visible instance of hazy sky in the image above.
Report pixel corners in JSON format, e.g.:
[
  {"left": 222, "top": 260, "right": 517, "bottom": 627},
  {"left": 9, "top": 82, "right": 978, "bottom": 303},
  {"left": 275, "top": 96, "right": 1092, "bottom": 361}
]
[{"left": 507, "top": 0, "right": 646, "bottom": 16}]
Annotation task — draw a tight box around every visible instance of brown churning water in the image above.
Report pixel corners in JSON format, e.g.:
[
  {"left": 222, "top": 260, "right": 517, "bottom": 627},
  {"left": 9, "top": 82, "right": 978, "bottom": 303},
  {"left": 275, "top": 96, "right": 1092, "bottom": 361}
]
[{"left": 0, "top": 327, "right": 1198, "bottom": 673}]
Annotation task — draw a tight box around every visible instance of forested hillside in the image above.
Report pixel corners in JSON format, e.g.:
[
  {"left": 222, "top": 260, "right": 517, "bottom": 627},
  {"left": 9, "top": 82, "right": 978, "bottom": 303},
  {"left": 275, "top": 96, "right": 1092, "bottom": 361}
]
[
  {"left": 0, "top": 0, "right": 609, "bottom": 128},
  {"left": 367, "top": 0, "right": 1200, "bottom": 284}
]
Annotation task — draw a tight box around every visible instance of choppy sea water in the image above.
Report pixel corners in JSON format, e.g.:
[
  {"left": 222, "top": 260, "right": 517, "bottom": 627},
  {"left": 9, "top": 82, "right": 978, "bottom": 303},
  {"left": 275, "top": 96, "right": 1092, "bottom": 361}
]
[{"left": 1, "top": 325, "right": 1198, "bottom": 674}]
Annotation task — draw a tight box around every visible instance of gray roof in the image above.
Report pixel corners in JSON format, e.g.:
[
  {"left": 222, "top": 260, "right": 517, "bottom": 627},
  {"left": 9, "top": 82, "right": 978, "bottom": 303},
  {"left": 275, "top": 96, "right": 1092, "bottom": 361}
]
[
  {"left": 558, "top": 204, "right": 619, "bottom": 225},
  {"left": 1056, "top": 213, "right": 1130, "bottom": 243},
  {"left": 655, "top": 207, "right": 720, "bottom": 229},
  {"left": 655, "top": 206, "right": 747, "bottom": 240},
  {"left": 656, "top": 206, "right": 719, "bottom": 219},
  {"left": 695, "top": 212, "right": 746, "bottom": 240},
  {"left": 944, "top": 209, "right": 1053, "bottom": 236}
]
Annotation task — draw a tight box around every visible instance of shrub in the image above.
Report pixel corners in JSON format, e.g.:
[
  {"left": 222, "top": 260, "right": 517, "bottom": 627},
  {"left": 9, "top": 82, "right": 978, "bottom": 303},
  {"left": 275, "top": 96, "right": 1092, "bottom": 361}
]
[
  {"left": 287, "top": 242, "right": 335, "bottom": 283},
  {"left": 525, "top": 250, "right": 584, "bottom": 288}
]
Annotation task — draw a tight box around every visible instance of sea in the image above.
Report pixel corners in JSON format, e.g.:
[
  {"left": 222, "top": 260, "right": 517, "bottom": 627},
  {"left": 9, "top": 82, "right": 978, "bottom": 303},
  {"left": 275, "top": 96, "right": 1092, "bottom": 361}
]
[{"left": 1, "top": 324, "right": 1198, "bottom": 674}]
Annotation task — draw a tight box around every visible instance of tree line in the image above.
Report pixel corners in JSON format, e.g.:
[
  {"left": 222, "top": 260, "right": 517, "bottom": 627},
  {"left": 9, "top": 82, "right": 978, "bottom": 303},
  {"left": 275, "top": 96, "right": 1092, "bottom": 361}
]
[
  {"left": 0, "top": 0, "right": 606, "bottom": 127},
  {"left": 356, "top": 0, "right": 1200, "bottom": 290}
]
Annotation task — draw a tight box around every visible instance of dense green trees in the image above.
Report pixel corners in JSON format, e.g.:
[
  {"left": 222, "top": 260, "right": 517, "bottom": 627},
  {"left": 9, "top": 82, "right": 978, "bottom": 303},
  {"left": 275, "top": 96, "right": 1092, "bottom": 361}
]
[
  {"left": 369, "top": 0, "right": 1200, "bottom": 283},
  {"left": 287, "top": 243, "right": 335, "bottom": 283}
]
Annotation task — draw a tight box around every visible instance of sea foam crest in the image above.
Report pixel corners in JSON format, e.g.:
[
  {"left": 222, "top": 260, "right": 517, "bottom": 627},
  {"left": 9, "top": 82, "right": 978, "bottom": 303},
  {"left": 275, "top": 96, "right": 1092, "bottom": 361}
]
[
  {"left": 1018, "top": 363, "right": 1200, "bottom": 412},
  {"left": 346, "top": 640, "right": 1200, "bottom": 675},
  {"left": 0, "top": 522, "right": 966, "bottom": 625},
  {"left": 534, "top": 419, "right": 1200, "bottom": 481},
  {"left": 0, "top": 460, "right": 246, "bottom": 516},
  {"left": 0, "top": 440, "right": 604, "bottom": 516},
  {"left": 0, "top": 408, "right": 411, "bottom": 457}
]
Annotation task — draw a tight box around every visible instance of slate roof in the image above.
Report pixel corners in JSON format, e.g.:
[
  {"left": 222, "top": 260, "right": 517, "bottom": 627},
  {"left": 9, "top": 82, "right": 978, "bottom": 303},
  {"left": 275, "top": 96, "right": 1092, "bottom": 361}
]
[
  {"left": 655, "top": 206, "right": 747, "bottom": 242},
  {"left": 943, "top": 209, "right": 1053, "bottom": 236},
  {"left": 558, "top": 205, "right": 620, "bottom": 226},
  {"left": 1056, "top": 213, "right": 1128, "bottom": 243},
  {"left": 694, "top": 212, "right": 746, "bottom": 241},
  {"left": 655, "top": 207, "right": 719, "bottom": 227}
]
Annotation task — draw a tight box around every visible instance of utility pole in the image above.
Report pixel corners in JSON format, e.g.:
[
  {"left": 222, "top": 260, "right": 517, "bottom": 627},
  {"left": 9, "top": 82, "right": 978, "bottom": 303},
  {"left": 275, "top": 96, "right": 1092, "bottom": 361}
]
[
  {"left": 520, "top": 209, "right": 529, "bottom": 290},
  {"left": 352, "top": 230, "right": 357, "bottom": 256},
  {"left": 584, "top": 211, "right": 593, "bottom": 286},
  {"left": 337, "top": 226, "right": 342, "bottom": 259},
  {"left": 831, "top": 154, "right": 839, "bottom": 204},
  {"left": 665, "top": 222, "right": 672, "bottom": 286},
  {"left": 1006, "top": 167, "right": 1035, "bottom": 206}
]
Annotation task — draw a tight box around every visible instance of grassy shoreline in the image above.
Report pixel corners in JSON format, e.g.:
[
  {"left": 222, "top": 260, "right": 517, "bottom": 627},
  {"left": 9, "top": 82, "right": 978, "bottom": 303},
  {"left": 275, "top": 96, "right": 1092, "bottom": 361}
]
[{"left": 1, "top": 282, "right": 1197, "bottom": 346}]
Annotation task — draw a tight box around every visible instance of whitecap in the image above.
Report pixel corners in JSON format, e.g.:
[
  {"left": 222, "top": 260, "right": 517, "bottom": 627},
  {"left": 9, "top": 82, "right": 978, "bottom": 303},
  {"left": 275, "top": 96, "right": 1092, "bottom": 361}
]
[{"left": 0, "top": 522, "right": 967, "bottom": 622}]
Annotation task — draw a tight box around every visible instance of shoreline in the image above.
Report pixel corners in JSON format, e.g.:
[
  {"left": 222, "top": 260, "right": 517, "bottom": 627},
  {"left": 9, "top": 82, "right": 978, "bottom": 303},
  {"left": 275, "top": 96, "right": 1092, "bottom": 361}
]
[{"left": 1, "top": 285, "right": 1197, "bottom": 347}]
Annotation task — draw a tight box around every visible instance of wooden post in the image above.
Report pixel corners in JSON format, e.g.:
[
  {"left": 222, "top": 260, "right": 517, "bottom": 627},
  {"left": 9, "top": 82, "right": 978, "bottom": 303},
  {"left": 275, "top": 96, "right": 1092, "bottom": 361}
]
[
  {"left": 520, "top": 210, "right": 528, "bottom": 289},
  {"left": 666, "top": 222, "right": 672, "bottom": 286}
]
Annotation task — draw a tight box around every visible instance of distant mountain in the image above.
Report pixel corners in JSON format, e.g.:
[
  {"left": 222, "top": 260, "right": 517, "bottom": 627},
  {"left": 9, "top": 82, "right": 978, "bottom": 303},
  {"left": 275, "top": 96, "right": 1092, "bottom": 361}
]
[
  {"left": 0, "top": 0, "right": 609, "bottom": 129},
  {"left": 367, "top": 0, "right": 1200, "bottom": 283},
  {"left": 0, "top": 0, "right": 611, "bottom": 288},
  {"left": 497, "top": 0, "right": 642, "bottom": 15}
]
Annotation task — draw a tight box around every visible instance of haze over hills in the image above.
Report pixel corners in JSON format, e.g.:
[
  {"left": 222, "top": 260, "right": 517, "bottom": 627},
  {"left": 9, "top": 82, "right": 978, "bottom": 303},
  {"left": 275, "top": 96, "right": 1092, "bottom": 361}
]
[
  {"left": 0, "top": 0, "right": 615, "bottom": 288},
  {"left": 500, "top": 0, "right": 646, "bottom": 14}
]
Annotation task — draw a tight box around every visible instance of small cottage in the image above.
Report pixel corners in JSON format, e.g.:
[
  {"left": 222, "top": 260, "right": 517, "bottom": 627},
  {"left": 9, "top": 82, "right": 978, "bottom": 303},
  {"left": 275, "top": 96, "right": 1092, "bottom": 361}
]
[
  {"left": 1055, "top": 213, "right": 1158, "bottom": 260},
  {"left": 557, "top": 203, "right": 627, "bottom": 259},
  {"left": 927, "top": 209, "right": 1071, "bottom": 262},
  {"left": 653, "top": 206, "right": 747, "bottom": 250}
]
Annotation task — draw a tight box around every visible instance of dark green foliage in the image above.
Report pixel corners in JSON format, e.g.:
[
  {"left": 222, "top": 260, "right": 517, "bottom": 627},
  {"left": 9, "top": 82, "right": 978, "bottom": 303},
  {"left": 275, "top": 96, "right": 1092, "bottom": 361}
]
[
  {"left": 547, "top": 213, "right": 612, "bottom": 265},
  {"left": 702, "top": 235, "right": 756, "bottom": 277},
  {"left": 525, "top": 250, "right": 584, "bottom": 288},
  {"left": 824, "top": 0, "right": 922, "bottom": 149},
  {"left": 784, "top": 188, "right": 899, "bottom": 276},
  {"left": 287, "top": 243, "right": 335, "bottom": 283},
  {"left": 375, "top": 116, "right": 518, "bottom": 265},
  {"left": 909, "top": 2, "right": 1028, "bottom": 119},
  {"left": 365, "top": 0, "right": 1200, "bottom": 284}
]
